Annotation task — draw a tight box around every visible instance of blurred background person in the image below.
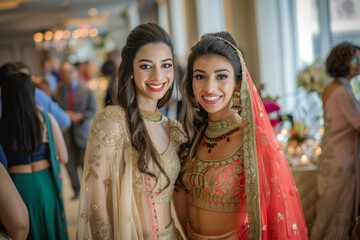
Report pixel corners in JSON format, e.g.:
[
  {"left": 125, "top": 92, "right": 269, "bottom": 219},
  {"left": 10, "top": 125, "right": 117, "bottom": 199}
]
[
  {"left": 100, "top": 60, "right": 116, "bottom": 107},
  {"left": 42, "top": 58, "right": 59, "bottom": 92},
  {"left": 0, "top": 71, "right": 68, "bottom": 239},
  {"left": 53, "top": 61, "right": 97, "bottom": 200},
  {"left": 106, "top": 49, "right": 121, "bottom": 69},
  {"left": 311, "top": 42, "right": 360, "bottom": 240},
  {"left": 0, "top": 62, "right": 71, "bottom": 130},
  {"left": 76, "top": 61, "right": 91, "bottom": 82}
]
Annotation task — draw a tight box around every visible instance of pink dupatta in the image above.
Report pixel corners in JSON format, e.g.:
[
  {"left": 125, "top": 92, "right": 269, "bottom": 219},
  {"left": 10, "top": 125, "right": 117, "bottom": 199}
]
[{"left": 218, "top": 37, "right": 309, "bottom": 239}]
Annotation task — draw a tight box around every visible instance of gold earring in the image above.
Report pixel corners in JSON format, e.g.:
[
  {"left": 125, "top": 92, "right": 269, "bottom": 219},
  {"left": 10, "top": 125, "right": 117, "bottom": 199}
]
[
  {"left": 231, "top": 90, "right": 242, "bottom": 112},
  {"left": 192, "top": 97, "right": 200, "bottom": 112}
]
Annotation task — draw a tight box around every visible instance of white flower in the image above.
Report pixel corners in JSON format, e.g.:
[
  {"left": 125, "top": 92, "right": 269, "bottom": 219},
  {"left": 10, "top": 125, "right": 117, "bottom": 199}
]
[{"left": 297, "top": 58, "right": 330, "bottom": 94}]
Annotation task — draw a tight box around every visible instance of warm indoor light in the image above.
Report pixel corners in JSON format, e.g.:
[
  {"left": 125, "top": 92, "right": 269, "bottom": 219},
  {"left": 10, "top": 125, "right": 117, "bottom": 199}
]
[
  {"left": 89, "top": 28, "right": 98, "bottom": 37},
  {"left": 54, "top": 30, "right": 63, "bottom": 40},
  {"left": 33, "top": 32, "right": 43, "bottom": 42},
  {"left": 80, "top": 29, "right": 89, "bottom": 38},
  {"left": 63, "top": 30, "right": 71, "bottom": 39},
  {"left": 314, "top": 146, "right": 322, "bottom": 156},
  {"left": 72, "top": 29, "right": 80, "bottom": 39},
  {"left": 300, "top": 154, "right": 309, "bottom": 164},
  {"left": 318, "top": 127, "right": 324, "bottom": 135},
  {"left": 87, "top": 80, "right": 97, "bottom": 90},
  {"left": 44, "top": 31, "right": 53, "bottom": 41},
  {"left": 281, "top": 128, "right": 288, "bottom": 136},
  {"left": 287, "top": 145, "right": 295, "bottom": 154},
  {"left": 88, "top": 8, "right": 98, "bottom": 17}
]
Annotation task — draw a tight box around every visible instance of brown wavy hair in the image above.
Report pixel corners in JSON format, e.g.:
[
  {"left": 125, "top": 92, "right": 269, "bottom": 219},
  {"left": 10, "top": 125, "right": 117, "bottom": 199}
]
[
  {"left": 178, "top": 32, "right": 242, "bottom": 187},
  {"left": 114, "top": 23, "right": 175, "bottom": 190},
  {"left": 326, "top": 42, "right": 360, "bottom": 78}
]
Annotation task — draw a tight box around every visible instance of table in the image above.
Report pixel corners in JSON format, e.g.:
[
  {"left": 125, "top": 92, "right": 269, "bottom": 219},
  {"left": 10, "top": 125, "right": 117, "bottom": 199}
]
[{"left": 291, "top": 164, "right": 318, "bottom": 233}]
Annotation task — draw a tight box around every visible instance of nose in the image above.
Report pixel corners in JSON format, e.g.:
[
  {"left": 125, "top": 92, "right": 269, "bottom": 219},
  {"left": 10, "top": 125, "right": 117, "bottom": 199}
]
[
  {"left": 203, "top": 77, "right": 217, "bottom": 93},
  {"left": 151, "top": 66, "right": 162, "bottom": 82}
]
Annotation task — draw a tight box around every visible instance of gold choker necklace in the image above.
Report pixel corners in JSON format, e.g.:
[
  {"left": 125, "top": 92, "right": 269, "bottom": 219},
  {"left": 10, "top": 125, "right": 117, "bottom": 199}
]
[
  {"left": 203, "top": 114, "right": 239, "bottom": 153},
  {"left": 140, "top": 108, "right": 162, "bottom": 122}
]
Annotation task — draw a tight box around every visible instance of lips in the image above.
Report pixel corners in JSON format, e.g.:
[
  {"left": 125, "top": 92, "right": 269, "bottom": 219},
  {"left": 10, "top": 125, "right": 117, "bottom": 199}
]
[
  {"left": 146, "top": 83, "right": 166, "bottom": 92},
  {"left": 202, "top": 95, "right": 222, "bottom": 104}
]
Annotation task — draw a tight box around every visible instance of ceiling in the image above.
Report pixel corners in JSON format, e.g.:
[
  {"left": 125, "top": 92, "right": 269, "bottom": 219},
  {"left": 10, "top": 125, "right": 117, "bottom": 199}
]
[{"left": 0, "top": 0, "right": 133, "bottom": 35}]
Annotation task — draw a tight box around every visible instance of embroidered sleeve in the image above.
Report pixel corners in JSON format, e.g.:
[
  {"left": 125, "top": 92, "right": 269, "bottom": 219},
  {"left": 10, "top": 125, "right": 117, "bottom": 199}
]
[
  {"left": 169, "top": 118, "right": 187, "bottom": 147},
  {"left": 77, "top": 106, "right": 129, "bottom": 240}
]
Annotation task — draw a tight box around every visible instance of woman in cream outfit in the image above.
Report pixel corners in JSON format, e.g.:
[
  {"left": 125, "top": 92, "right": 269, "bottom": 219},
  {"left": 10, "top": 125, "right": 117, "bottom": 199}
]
[{"left": 77, "top": 23, "right": 186, "bottom": 239}]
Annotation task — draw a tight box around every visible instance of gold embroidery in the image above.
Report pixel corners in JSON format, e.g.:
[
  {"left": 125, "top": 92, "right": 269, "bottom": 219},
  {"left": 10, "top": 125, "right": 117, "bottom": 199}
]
[
  {"left": 184, "top": 147, "right": 244, "bottom": 212},
  {"left": 89, "top": 106, "right": 130, "bottom": 148},
  {"left": 132, "top": 118, "right": 186, "bottom": 205},
  {"left": 241, "top": 85, "right": 261, "bottom": 239},
  {"left": 89, "top": 215, "right": 112, "bottom": 240},
  {"left": 85, "top": 144, "right": 102, "bottom": 181}
]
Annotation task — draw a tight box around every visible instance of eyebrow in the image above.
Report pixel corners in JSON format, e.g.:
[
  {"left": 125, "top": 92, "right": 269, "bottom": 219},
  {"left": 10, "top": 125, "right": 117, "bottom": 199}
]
[
  {"left": 193, "top": 69, "right": 230, "bottom": 73},
  {"left": 138, "top": 58, "right": 173, "bottom": 63}
]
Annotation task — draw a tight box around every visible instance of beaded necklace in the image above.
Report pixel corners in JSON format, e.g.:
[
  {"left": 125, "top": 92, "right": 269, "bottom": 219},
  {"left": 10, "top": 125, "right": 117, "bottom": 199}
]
[{"left": 203, "top": 114, "right": 240, "bottom": 153}]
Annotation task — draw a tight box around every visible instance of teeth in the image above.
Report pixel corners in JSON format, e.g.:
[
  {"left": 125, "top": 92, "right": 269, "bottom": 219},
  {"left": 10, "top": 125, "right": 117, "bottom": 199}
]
[
  {"left": 148, "top": 84, "right": 163, "bottom": 89},
  {"left": 203, "top": 96, "right": 220, "bottom": 101}
]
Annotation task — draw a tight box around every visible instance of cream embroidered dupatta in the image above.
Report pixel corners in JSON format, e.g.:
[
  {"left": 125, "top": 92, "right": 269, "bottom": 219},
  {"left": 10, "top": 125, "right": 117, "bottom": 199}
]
[{"left": 77, "top": 106, "right": 152, "bottom": 239}]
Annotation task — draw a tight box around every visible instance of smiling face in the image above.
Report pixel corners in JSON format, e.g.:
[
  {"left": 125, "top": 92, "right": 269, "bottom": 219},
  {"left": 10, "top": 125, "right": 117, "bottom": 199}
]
[
  {"left": 192, "top": 54, "right": 237, "bottom": 121},
  {"left": 133, "top": 42, "right": 174, "bottom": 111}
]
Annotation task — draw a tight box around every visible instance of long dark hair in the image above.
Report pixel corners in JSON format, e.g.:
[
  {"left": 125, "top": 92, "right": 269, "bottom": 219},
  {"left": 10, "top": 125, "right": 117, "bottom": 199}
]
[
  {"left": 180, "top": 32, "right": 242, "bottom": 161},
  {"left": 115, "top": 23, "right": 175, "bottom": 190},
  {"left": 0, "top": 71, "right": 43, "bottom": 155},
  {"left": 326, "top": 42, "right": 360, "bottom": 78}
]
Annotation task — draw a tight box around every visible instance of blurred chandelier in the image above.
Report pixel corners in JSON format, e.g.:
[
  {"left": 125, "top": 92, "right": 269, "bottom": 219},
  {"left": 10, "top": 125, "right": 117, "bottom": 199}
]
[{"left": 33, "top": 24, "right": 99, "bottom": 51}]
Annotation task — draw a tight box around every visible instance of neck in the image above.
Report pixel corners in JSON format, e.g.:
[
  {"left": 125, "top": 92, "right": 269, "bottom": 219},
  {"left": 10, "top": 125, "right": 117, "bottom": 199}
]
[
  {"left": 137, "top": 99, "right": 158, "bottom": 112},
  {"left": 208, "top": 109, "right": 236, "bottom": 122}
]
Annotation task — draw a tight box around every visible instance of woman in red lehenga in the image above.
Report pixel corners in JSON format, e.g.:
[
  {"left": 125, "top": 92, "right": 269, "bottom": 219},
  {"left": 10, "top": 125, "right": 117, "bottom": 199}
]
[{"left": 174, "top": 31, "right": 309, "bottom": 239}]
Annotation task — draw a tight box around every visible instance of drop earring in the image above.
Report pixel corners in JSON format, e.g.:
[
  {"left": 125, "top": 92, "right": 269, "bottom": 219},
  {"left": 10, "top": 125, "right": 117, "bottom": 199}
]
[{"left": 231, "top": 90, "right": 242, "bottom": 112}]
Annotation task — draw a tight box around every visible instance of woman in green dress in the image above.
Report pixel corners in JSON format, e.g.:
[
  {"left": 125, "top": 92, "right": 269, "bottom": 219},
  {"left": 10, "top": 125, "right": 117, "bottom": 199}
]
[{"left": 0, "top": 67, "right": 68, "bottom": 240}]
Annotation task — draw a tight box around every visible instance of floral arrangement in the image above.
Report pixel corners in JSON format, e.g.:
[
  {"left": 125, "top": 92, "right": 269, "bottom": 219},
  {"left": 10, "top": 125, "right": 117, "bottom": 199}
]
[
  {"left": 297, "top": 58, "right": 330, "bottom": 94},
  {"left": 277, "top": 119, "right": 323, "bottom": 167}
]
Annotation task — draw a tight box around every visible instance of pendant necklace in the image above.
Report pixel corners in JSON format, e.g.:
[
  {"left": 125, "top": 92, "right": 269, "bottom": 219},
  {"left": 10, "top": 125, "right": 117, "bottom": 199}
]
[{"left": 203, "top": 114, "right": 240, "bottom": 153}]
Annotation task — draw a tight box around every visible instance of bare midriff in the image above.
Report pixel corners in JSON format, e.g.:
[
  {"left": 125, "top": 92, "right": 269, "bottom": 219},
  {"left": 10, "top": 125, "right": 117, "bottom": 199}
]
[
  {"left": 189, "top": 206, "right": 239, "bottom": 234},
  {"left": 155, "top": 202, "right": 172, "bottom": 231},
  {"left": 8, "top": 159, "right": 50, "bottom": 173}
]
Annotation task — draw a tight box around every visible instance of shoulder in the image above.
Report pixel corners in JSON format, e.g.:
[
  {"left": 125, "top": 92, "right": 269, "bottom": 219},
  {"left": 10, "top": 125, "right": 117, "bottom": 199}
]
[
  {"left": 90, "top": 106, "right": 130, "bottom": 146},
  {"left": 322, "top": 81, "right": 343, "bottom": 102},
  {"left": 34, "top": 88, "right": 51, "bottom": 106},
  {"left": 168, "top": 117, "right": 187, "bottom": 144},
  {"left": 94, "top": 105, "right": 127, "bottom": 124}
]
